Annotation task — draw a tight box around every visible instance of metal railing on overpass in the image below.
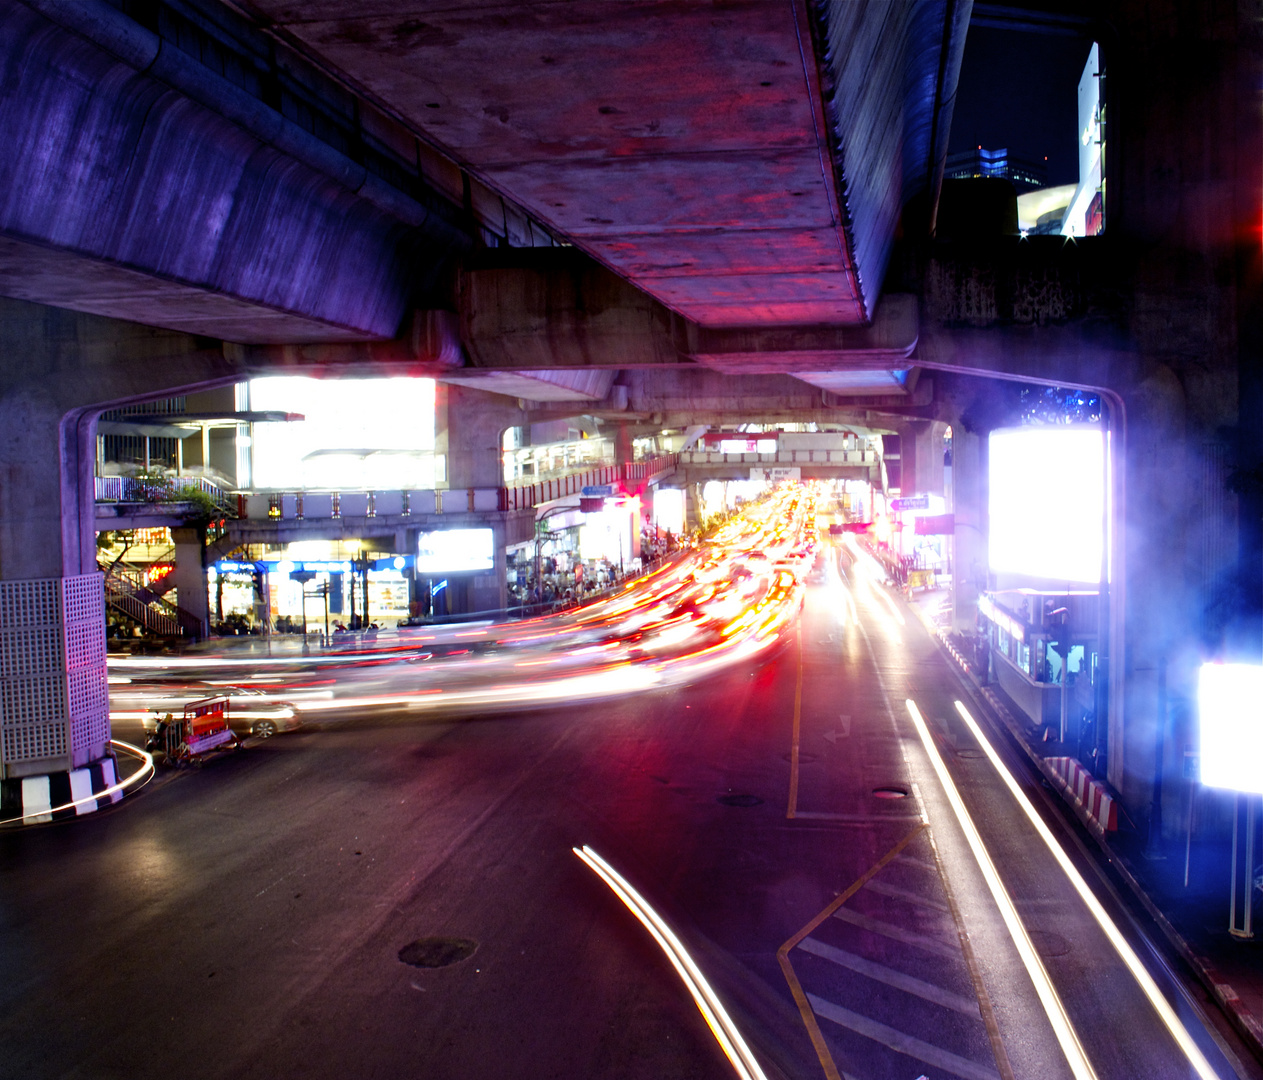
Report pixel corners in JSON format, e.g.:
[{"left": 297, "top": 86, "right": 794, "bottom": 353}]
[
  {"left": 95, "top": 474, "right": 233, "bottom": 506},
  {"left": 678, "top": 449, "right": 875, "bottom": 466},
  {"left": 227, "top": 455, "right": 681, "bottom": 521}
]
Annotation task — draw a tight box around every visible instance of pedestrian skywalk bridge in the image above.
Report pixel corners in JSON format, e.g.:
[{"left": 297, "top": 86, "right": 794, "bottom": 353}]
[{"left": 781, "top": 830, "right": 1007, "bottom": 1080}]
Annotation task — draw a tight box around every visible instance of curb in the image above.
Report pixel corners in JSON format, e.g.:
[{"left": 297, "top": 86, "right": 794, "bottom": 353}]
[
  {"left": 1, "top": 754, "right": 129, "bottom": 825},
  {"left": 909, "top": 596, "right": 1263, "bottom": 1064}
]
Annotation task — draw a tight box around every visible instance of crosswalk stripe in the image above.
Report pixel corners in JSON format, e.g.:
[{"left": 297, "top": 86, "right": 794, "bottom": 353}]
[
  {"left": 831, "top": 907, "right": 960, "bottom": 959},
  {"left": 863, "top": 877, "right": 952, "bottom": 914},
  {"left": 798, "top": 937, "right": 981, "bottom": 1017},
  {"left": 807, "top": 993, "right": 1001, "bottom": 1080}
]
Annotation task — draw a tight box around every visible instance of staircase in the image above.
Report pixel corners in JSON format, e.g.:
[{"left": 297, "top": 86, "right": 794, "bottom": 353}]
[{"left": 102, "top": 563, "right": 205, "bottom": 639}]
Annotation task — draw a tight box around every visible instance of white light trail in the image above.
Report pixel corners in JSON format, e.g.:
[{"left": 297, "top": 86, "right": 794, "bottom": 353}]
[
  {"left": 574, "top": 845, "right": 768, "bottom": 1080},
  {"left": 952, "top": 700, "right": 1221, "bottom": 1080},
  {"left": 905, "top": 699, "right": 1098, "bottom": 1080}
]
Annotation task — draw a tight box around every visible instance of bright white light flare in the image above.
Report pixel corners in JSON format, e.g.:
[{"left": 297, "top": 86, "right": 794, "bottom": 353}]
[
  {"left": 1199, "top": 663, "right": 1263, "bottom": 795},
  {"left": 989, "top": 427, "right": 1104, "bottom": 583}
]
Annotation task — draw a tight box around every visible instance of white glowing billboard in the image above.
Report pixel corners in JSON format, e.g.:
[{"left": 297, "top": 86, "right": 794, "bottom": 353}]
[
  {"left": 248, "top": 377, "right": 436, "bottom": 490},
  {"left": 417, "top": 529, "right": 494, "bottom": 574},
  {"left": 1199, "top": 663, "right": 1263, "bottom": 794},
  {"left": 653, "top": 488, "right": 685, "bottom": 535},
  {"left": 988, "top": 426, "right": 1105, "bottom": 583}
]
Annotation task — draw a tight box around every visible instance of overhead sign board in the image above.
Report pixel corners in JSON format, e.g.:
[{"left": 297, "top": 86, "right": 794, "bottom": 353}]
[
  {"left": 581, "top": 485, "right": 614, "bottom": 497},
  {"left": 891, "top": 495, "right": 929, "bottom": 512},
  {"left": 915, "top": 514, "right": 955, "bottom": 535}
]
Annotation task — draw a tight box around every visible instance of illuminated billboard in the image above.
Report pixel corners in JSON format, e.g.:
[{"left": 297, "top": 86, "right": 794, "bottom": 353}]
[
  {"left": 988, "top": 426, "right": 1105, "bottom": 583},
  {"left": 248, "top": 376, "right": 436, "bottom": 490},
  {"left": 1199, "top": 663, "right": 1263, "bottom": 795},
  {"left": 417, "top": 528, "right": 494, "bottom": 574}
]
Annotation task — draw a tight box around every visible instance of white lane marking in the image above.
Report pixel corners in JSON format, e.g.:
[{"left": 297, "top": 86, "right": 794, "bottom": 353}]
[
  {"left": 906, "top": 699, "right": 1099, "bottom": 1080},
  {"left": 798, "top": 937, "right": 981, "bottom": 1017},
  {"left": 862, "top": 877, "right": 952, "bottom": 915},
  {"left": 952, "top": 700, "right": 1222, "bottom": 1080},
  {"left": 807, "top": 993, "right": 1001, "bottom": 1080},
  {"left": 830, "top": 907, "right": 960, "bottom": 960},
  {"left": 574, "top": 846, "right": 767, "bottom": 1080}
]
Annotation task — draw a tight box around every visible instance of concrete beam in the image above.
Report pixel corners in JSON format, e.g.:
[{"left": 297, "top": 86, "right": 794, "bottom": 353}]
[{"left": 0, "top": 2, "right": 465, "bottom": 343}]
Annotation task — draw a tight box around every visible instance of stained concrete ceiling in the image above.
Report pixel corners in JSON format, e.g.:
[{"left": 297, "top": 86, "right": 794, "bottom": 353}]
[{"left": 238, "top": 0, "right": 867, "bottom": 330}]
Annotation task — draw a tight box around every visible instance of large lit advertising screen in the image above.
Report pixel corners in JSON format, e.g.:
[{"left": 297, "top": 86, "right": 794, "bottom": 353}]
[
  {"left": 1199, "top": 663, "right": 1263, "bottom": 795},
  {"left": 988, "top": 426, "right": 1105, "bottom": 583},
  {"left": 249, "top": 377, "right": 436, "bottom": 490},
  {"left": 417, "top": 528, "right": 494, "bottom": 573}
]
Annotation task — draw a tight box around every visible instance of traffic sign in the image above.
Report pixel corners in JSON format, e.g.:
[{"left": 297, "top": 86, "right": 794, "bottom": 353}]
[
  {"left": 891, "top": 495, "right": 929, "bottom": 511},
  {"left": 581, "top": 485, "right": 614, "bottom": 497}
]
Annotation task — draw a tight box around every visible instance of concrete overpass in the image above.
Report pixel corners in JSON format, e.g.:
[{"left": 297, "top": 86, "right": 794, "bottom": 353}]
[{"left": 0, "top": 0, "right": 1258, "bottom": 855}]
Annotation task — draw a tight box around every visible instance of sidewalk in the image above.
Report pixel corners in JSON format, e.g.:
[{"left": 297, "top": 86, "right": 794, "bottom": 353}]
[{"left": 908, "top": 586, "right": 1263, "bottom": 1065}]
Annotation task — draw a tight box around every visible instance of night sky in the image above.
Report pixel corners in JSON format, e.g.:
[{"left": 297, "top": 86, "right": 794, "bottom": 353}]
[{"left": 948, "top": 25, "right": 1096, "bottom": 188}]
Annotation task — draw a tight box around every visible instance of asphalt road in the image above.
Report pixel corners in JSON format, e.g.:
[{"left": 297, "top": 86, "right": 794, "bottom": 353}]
[{"left": 2, "top": 541, "right": 1258, "bottom": 1080}]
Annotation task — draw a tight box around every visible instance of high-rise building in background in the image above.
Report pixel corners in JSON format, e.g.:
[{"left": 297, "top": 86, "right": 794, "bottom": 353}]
[{"left": 944, "top": 146, "right": 1048, "bottom": 193}]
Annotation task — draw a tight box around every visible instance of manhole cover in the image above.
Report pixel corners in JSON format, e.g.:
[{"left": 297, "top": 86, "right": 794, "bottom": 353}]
[
  {"left": 872, "top": 786, "right": 909, "bottom": 799},
  {"left": 1028, "top": 930, "right": 1070, "bottom": 957},
  {"left": 955, "top": 748, "right": 986, "bottom": 760},
  {"left": 717, "top": 794, "right": 763, "bottom": 807},
  {"left": 398, "top": 937, "right": 478, "bottom": 968}
]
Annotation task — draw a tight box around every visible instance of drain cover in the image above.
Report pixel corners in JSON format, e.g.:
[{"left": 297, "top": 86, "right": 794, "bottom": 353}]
[
  {"left": 717, "top": 794, "right": 763, "bottom": 807},
  {"left": 398, "top": 937, "right": 478, "bottom": 969},
  {"left": 872, "top": 786, "right": 909, "bottom": 799}
]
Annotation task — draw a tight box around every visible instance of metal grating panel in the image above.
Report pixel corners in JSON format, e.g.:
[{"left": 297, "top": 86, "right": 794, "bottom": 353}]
[
  {"left": 61, "top": 573, "right": 104, "bottom": 630},
  {"left": 2, "top": 719, "right": 67, "bottom": 762},
  {"left": 0, "top": 574, "right": 108, "bottom": 768},
  {"left": 0, "top": 579, "right": 61, "bottom": 628},
  {"left": 63, "top": 617, "right": 105, "bottom": 672},
  {"left": 68, "top": 666, "right": 107, "bottom": 722},
  {"left": 0, "top": 627, "right": 65, "bottom": 679},
  {"left": 71, "top": 707, "right": 108, "bottom": 755},
  {"left": 1, "top": 674, "right": 68, "bottom": 726}
]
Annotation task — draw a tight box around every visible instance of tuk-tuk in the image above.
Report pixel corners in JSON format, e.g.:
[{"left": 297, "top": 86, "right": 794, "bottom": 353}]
[{"left": 151, "top": 697, "right": 239, "bottom": 765}]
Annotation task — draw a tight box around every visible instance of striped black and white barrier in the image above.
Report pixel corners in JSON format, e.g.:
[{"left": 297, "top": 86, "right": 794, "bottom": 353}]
[{"left": 0, "top": 758, "right": 124, "bottom": 825}]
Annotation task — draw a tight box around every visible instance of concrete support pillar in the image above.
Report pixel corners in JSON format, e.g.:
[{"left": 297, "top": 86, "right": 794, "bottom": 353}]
[
  {"left": 915, "top": 421, "right": 947, "bottom": 496},
  {"left": 1113, "top": 370, "right": 1189, "bottom": 816},
  {"left": 612, "top": 423, "right": 633, "bottom": 469},
  {"left": 0, "top": 297, "right": 237, "bottom": 794},
  {"left": 893, "top": 421, "right": 947, "bottom": 497},
  {"left": 949, "top": 426, "right": 987, "bottom": 637},
  {"left": 0, "top": 394, "right": 107, "bottom": 779},
  {"left": 434, "top": 382, "right": 525, "bottom": 490},
  {"left": 170, "top": 526, "right": 210, "bottom": 640}
]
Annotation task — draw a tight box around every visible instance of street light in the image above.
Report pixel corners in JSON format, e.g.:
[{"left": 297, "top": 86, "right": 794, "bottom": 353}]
[{"left": 291, "top": 569, "right": 316, "bottom": 654}]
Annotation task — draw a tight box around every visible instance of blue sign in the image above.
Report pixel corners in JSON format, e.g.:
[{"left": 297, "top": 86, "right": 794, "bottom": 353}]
[
  {"left": 891, "top": 495, "right": 929, "bottom": 512},
  {"left": 581, "top": 485, "right": 614, "bottom": 497}
]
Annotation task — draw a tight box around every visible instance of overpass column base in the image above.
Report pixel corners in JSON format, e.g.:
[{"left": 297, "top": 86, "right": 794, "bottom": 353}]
[{"left": 0, "top": 573, "right": 111, "bottom": 784}]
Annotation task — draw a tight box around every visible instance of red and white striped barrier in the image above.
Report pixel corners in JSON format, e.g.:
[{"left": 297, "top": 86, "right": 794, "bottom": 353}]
[{"left": 1046, "top": 756, "right": 1117, "bottom": 832}]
